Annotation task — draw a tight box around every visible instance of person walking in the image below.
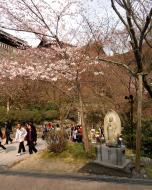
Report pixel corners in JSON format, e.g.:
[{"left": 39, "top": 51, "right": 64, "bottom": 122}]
[
  {"left": 14, "top": 123, "right": 27, "bottom": 156},
  {"left": 42, "top": 124, "right": 48, "bottom": 140},
  {"left": 26, "top": 123, "right": 37, "bottom": 154},
  {"left": 4, "top": 121, "right": 13, "bottom": 144},
  {"left": 0, "top": 128, "right": 6, "bottom": 150},
  {"left": 72, "top": 127, "right": 78, "bottom": 142},
  {"left": 29, "top": 122, "right": 37, "bottom": 145}
]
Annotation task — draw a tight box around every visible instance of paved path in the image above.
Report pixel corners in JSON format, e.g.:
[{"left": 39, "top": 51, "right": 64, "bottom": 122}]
[
  {"left": 0, "top": 138, "right": 46, "bottom": 169},
  {"left": 0, "top": 171, "right": 151, "bottom": 190},
  {"left": 0, "top": 139, "right": 152, "bottom": 189}
]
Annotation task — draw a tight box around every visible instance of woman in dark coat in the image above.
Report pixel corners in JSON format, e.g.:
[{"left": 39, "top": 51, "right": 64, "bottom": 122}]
[
  {"left": 4, "top": 121, "right": 13, "bottom": 144},
  {"left": 26, "top": 124, "right": 37, "bottom": 154},
  {"left": 0, "top": 128, "right": 6, "bottom": 150}
]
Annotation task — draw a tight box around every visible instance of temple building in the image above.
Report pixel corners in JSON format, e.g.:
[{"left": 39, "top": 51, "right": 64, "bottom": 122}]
[{"left": 0, "top": 29, "right": 29, "bottom": 51}]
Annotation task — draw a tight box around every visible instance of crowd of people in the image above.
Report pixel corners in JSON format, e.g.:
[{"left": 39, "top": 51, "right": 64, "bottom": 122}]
[
  {"left": 71, "top": 125, "right": 83, "bottom": 142},
  {"left": 0, "top": 122, "right": 37, "bottom": 156},
  {"left": 0, "top": 120, "right": 109, "bottom": 156},
  {"left": 41, "top": 123, "right": 83, "bottom": 143},
  {"left": 41, "top": 122, "right": 105, "bottom": 144},
  {"left": 89, "top": 127, "right": 105, "bottom": 144}
]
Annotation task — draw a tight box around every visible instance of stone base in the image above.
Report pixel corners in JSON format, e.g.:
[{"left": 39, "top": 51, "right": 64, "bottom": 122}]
[
  {"left": 95, "top": 144, "right": 130, "bottom": 169},
  {"left": 94, "top": 159, "right": 131, "bottom": 170}
]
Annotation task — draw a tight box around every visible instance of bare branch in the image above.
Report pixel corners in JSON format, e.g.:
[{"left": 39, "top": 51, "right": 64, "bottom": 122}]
[
  {"left": 139, "top": 8, "right": 152, "bottom": 50},
  {"left": 30, "top": 0, "right": 55, "bottom": 37},
  {"left": 98, "top": 57, "right": 136, "bottom": 76},
  {"left": 111, "top": 0, "right": 129, "bottom": 30}
]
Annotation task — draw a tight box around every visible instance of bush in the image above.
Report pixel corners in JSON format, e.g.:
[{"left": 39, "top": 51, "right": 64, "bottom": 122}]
[
  {"left": 0, "top": 107, "right": 7, "bottom": 123},
  {"left": 86, "top": 110, "right": 103, "bottom": 127},
  {"left": 7, "top": 109, "right": 42, "bottom": 124},
  {"left": 122, "top": 120, "right": 136, "bottom": 149},
  {"left": 44, "top": 102, "right": 58, "bottom": 111},
  {"left": 42, "top": 142, "right": 96, "bottom": 161},
  {"left": 0, "top": 101, "right": 60, "bottom": 124},
  {"left": 141, "top": 119, "right": 152, "bottom": 158},
  {"left": 46, "top": 130, "right": 67, "bottom": 153},
  {"left": 43, "top": 110, "right": 59, "bottom": 121},
  {"left": 122, "top": 117, "right": 152, "bottom": 158}
]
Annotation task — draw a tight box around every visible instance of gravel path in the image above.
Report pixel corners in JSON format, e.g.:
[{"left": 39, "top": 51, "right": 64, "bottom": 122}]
[{"left": 0, "top": 138, "right": 46, "bottom": 169}]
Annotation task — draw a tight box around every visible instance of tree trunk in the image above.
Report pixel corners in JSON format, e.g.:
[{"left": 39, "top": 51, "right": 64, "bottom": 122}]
[
  {"left": 135, "top": 73, "right": 143, "bottom": 173},
  {"left": 79, "top": 92, "right": 90, "bottom": 153},
  {"left": 76, "top": 69, "right": 90, "bottom": 153},
  {"left": 130, "top": 99, "right": 134, "bottom": 149},
  {"left": 7, "top": 98, "right": 10, "bottom": 114},
  {"left": 59, "top": 109, "right": 64, "bottom": 129}
]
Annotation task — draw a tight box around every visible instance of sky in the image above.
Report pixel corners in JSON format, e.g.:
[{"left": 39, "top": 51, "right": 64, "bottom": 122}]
[{"left": 1, "top": 0, "right": 118, "bottom": 46}]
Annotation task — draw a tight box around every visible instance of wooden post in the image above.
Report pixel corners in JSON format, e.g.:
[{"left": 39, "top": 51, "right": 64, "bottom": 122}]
[{"left": 135, "top": 73, "right": 143, "bottom": 173}]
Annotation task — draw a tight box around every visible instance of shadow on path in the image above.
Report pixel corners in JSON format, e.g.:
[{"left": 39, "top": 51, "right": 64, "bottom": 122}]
[
  {"left": 5, "top": 145, "right": 17, "bottom": 152},
  {"left": 0, "top": 170, "right": 152, "bottom": 186},
  {"left": 78, "top": 162, "right": 131, "bottom": 178}
]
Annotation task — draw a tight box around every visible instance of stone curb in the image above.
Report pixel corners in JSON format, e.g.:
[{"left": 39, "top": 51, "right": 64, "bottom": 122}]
[{"left": 0, "top": 170, "right": 152, "bottom": 186}]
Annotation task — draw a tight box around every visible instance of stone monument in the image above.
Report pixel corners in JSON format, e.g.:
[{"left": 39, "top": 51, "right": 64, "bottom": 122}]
[
  {"left": 104, "top": 110, "right": 121, "bottom": 147},
  {"left": 95, "top": 110, "right": 130, "bottom": 169}
]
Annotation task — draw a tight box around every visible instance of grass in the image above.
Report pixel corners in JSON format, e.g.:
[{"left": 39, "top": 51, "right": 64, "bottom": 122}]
[
  {"left": 41, "top": 142, "right": 96, "bottom": 163},
  {"left": 145, "top": 165, "right": 152, "bottom": 179},
  {"left": 125, "top": 149, "right": 135, "bottom": 159}
]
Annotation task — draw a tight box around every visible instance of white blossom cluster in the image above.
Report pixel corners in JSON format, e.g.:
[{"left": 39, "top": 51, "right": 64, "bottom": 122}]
[{"left": 0, "top": 44, "right": 105, "bottom": 83}]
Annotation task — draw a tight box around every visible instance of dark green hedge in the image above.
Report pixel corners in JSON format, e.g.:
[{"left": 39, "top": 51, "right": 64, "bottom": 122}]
[
  {"left": 0, "top": 106, "right": 59, "bottom": 125},
  {"left": 122, "top": 118, "right": 152, "bottom": 158}
]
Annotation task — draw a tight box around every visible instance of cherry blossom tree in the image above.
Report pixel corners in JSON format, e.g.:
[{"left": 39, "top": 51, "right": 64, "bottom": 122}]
[
  {"left": 1, "top": 0, "right": 151, "bottom": 158},
  {"left": 0, "top": 41, "right": 92, "bottom": 151},
  {"left": 0, "top": 0, "right": 85, "bottom": 47}
]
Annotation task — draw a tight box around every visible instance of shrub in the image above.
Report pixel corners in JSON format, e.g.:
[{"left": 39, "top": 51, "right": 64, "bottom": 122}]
[
  {"left": 122, "top": 117, "right": 152, "bottom": 158},
  {"left": 0, "top": 107, "right": 7, "bottom": 123},
  {"left": 46, "top": 130, "right": 67, "bottom": 153},
  {"left": 42, "top": 142, "right": 96, "bottom": 161},
  {"left": 44, "top": 102, "right": 58, "bottom": 111},
  {"left": 7, "top": 109, "right": 42, "bottom": 123},
  {"left": 86, "top": 110, "right": 103, "bottom": 127},
  {"left": 122, "top": 120, "right": 136, "bottom": 149},
  {"left": 141, "top": 119, "right": 152, "bottom": 158},
  {"left": 43, "top": 110, "right": 59, "bottom": 121}
]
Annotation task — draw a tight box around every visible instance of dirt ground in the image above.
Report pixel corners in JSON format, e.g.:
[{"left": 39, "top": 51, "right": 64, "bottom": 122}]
[
  {"left": 9, "top": 152, "right": 85, "bottom": 174},
  {"left": 9, "top": 152, "right": 131, "bottom": 178}
]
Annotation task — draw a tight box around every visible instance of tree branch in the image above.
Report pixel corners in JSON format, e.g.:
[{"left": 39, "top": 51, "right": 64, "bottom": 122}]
[
  {"left": 111, "top": 0, "right": 129, "bottom": 30},
  {"left": 30, "top": 0, "right": 54, "bottom": 37},
  {"left": 139, "top": 8, "right": 152, "bottom": 51},
  {"left": 143, "top": 75, "right": 152, "bottom": 98},
  {"left": 98, "top": 57, "right": 135, "bottom": 76}
]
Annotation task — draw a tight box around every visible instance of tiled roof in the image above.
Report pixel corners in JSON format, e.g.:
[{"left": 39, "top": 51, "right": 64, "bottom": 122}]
[{"left": 0, "top": 29, "right": 29, "bottom": 49}]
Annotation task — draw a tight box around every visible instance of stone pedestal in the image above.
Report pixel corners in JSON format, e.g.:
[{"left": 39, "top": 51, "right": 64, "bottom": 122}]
[{"left": 96, "top": 144, "right": 129, "bottom": 169}]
